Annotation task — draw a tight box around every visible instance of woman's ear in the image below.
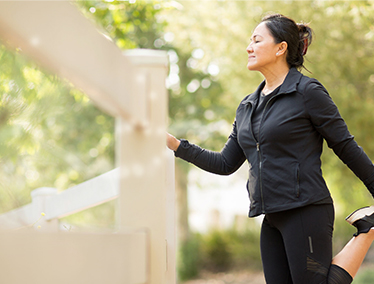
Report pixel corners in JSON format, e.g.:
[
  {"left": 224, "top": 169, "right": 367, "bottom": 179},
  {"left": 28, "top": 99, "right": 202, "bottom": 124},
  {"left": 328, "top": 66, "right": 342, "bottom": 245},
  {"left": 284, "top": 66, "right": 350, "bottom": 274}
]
[{"left": 276, "top": 41, "right": 288, "bottom": 56}]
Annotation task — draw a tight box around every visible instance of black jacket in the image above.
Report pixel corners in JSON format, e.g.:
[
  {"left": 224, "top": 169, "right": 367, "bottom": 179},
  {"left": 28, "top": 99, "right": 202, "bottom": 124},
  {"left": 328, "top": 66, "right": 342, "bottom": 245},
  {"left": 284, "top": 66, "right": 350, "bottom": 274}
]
[{"left": 175, "top": 68, "right": 374, "bottom": 217}]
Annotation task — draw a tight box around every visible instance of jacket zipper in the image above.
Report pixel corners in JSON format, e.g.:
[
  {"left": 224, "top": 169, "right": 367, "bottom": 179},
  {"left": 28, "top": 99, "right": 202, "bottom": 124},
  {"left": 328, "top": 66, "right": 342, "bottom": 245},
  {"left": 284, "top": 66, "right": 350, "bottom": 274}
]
[
  {"left": 296, "top": 164, "right": 300, "bottom": 198},
  {"left": 256, "top": 142, "right": 265, "bottom": 213},
  {"left": 251, "top": 93, "right": 283, "bottom": 214}
]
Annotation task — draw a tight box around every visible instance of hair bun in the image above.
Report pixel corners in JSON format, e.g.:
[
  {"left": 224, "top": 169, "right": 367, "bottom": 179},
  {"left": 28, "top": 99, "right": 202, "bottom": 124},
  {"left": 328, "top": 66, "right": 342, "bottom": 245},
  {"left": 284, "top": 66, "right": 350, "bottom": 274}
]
[
  {"left": 261, "top": 14, "right": 313, "bottom": 70},
  {"left": 297, "top": 23, "right": 313, "bottom": 56}
]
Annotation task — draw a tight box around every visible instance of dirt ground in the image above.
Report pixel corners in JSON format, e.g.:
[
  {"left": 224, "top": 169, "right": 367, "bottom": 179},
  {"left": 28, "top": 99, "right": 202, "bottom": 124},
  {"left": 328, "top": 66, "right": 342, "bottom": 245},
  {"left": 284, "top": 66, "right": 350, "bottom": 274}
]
[
  {"left": 181, "top": 264, "right": 374, "bottom": 284},
  {"left": 181, "top": 271, "right": 266, "bottom": 284}
]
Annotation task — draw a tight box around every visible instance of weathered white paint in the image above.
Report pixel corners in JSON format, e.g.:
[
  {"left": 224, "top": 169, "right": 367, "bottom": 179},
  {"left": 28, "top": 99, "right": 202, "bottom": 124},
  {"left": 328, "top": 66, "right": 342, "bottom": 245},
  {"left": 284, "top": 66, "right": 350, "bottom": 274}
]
[
  {"left": 0, "top": 230, "right": 148, "bottom": 284},
  {"left": 0, "top": 1, "right": 175, "bottom": 284}
]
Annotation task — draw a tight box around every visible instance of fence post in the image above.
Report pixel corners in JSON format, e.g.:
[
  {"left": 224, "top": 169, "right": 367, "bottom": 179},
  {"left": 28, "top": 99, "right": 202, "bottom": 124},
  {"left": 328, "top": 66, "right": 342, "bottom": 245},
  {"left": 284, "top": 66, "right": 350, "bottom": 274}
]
[
  {"left": 117, "top": 49, "right": 173, "bottom": 284},
  {"left": 165, "top": 148, "right": 176, "bottom": 284},
  {"left": 31, "top": 187, "right": 59, "bottom": 231}
]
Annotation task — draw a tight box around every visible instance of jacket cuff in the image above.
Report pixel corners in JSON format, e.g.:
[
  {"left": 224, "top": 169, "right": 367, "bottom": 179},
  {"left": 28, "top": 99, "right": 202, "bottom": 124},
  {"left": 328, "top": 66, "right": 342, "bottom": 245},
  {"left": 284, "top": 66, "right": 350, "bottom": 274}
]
[{"left": 174, "top": 139, "right": 190, "bottom": 159}]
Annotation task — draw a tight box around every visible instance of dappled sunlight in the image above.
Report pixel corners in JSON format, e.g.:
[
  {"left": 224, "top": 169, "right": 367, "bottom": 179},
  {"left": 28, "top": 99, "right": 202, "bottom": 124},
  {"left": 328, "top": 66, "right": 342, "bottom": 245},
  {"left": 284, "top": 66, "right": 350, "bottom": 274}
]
[{"left": 2, "top": 0, "right": 374, "bottom": 282}]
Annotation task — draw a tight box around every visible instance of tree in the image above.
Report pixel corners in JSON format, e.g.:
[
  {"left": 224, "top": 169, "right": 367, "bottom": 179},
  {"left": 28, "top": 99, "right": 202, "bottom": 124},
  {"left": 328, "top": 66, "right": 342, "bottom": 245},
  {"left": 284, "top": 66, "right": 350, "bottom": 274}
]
[
  {"left": 161, "top": 0, "right": 374, "bottom": 247},
  {"left": 4, "top": 0, "right": 374, "bottom": 267},
  {"left": 0, "top": 42, "right": 116, "bottom": 212},
  {"left": 0, "top": 1, "right": 168, "bottom": 229}
]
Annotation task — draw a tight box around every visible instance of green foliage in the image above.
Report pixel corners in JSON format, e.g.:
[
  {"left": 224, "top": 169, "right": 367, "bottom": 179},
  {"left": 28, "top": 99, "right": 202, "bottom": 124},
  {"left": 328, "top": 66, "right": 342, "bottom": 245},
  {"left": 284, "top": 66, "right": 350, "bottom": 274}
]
[
  {"left": 4, "top": 2, "right": 374, "bottom": 271},
  {"left": 0, "top": 45, "right": 115, "bottom": 213},
  {"left": 0, "top": 2, "right": 168, "bottom": 222},
  {"left": 162, "top": 0, "right": 374, "bottom": 247},
  {"left": 60, "top": 200, "right": 117, "bottom": 231},
  {"left": 225, "top": 228, "right": 262, "bottom": 271},
  {"left": 203, "top": 230, "right": 233, "bottom": 272},
  {"left": 178, "top": 227, "right": 262, "bottom": 281},
  {"left": 178, "top": 234, "right": 202, "bottom": 281},
  {"left": 75, "top": 1, "right": 167, "bottom": 50},
  {"left": 353, "top": 265, "right": 374, "bottom": 284}
]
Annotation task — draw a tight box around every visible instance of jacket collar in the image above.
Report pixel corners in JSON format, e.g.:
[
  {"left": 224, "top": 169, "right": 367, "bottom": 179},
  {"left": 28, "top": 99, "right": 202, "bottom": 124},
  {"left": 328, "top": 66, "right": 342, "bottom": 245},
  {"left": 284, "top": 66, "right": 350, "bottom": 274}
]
[{"left": 241, "top": 68, "right": 303, "bottom": 105}]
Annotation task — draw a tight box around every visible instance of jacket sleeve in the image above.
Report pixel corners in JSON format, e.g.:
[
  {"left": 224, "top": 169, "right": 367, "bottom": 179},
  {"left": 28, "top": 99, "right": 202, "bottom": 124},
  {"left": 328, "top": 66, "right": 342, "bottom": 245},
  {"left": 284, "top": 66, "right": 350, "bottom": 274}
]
[
  {"left": 174, "top": 121, "right": 246, "bottom": 175},
  {"left": 304, "top": 80, "right": 374, "bottom": 197}
]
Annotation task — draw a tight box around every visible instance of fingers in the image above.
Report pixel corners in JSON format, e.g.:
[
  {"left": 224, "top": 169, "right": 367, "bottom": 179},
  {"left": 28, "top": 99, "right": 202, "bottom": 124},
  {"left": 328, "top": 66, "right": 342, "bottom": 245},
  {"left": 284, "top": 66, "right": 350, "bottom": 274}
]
[{"left": 166, "top": 132, "right": 180, "bottom": 151}]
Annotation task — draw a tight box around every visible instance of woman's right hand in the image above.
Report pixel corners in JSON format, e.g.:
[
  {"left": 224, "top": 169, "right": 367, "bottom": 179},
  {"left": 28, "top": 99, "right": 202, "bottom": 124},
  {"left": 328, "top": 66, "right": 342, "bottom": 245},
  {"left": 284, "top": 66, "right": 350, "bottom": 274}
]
[{"left": 166, "top": 133, "right": 180, "bottom": 151}]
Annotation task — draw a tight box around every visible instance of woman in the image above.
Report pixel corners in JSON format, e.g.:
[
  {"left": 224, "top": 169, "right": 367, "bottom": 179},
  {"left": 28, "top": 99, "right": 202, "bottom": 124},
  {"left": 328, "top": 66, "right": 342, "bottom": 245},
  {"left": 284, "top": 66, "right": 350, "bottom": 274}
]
[{"left": 167, "top": 13, "right": 374, "bottom": 284}]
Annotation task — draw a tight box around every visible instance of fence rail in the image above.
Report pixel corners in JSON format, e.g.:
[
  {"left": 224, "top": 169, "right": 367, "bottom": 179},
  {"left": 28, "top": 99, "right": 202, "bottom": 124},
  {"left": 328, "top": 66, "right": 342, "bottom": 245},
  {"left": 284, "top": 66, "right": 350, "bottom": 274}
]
[
  {"left": 47, "top": 168, "right": 119, "bottom": 220},
  {"left": 0, "top": 1, "right": 174, "bottom": 283},
  {"left": 0, "top": 168, "right": 120, "bottom": 230}
]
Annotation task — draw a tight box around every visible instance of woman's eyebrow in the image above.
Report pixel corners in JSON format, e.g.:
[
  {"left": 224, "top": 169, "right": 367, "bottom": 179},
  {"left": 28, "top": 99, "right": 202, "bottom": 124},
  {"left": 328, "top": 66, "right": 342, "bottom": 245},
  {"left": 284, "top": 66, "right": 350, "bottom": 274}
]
[{"left": 251, "top": 34, "right": 262, "bottom": 41}]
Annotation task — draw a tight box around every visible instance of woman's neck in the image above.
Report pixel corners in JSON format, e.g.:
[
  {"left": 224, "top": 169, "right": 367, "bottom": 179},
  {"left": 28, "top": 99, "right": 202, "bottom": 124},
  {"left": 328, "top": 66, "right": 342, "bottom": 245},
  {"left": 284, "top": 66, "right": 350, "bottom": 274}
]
[{"left": 261, "top": 66, "right": 290, "bottom": 95}]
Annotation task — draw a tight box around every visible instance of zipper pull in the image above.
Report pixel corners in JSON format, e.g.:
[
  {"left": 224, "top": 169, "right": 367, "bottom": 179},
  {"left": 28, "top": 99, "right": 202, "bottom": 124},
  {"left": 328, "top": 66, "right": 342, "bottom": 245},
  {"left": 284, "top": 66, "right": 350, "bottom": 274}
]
[{"left": 256, "top": 142, "right": 260, "bottom": 151}]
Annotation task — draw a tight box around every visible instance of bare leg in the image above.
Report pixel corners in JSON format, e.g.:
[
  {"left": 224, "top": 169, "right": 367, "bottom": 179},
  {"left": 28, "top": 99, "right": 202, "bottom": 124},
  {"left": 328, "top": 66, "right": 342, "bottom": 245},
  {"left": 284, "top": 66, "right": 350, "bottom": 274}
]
[{"left": 331, "top": 229, "right": 374, "bottom": 278}]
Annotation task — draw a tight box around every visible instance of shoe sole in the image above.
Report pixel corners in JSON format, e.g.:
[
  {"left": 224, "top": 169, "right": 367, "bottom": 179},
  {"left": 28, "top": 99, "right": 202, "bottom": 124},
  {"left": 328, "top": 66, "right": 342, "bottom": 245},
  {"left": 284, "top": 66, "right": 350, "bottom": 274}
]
[{"left": 346, "top": 206, "right": 374, "bottom": 225}]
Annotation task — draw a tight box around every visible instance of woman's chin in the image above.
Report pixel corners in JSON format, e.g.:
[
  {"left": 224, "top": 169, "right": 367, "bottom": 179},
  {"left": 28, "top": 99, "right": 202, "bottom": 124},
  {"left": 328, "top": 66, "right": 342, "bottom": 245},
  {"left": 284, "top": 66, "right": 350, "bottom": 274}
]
[{"left": 247, "top": 64, "right": 257, "bottom": 71}]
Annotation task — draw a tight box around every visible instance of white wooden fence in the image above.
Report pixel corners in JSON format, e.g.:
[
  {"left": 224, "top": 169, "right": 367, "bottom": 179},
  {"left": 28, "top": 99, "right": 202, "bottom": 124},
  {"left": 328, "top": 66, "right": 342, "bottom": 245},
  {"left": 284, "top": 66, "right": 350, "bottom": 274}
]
[
  {"left": 0, "top": 168, "right": 119, "bottom": 231},
  {"left": 0, "top": 151, "right": 175, "bottom": 284},
  {"left": 0, "top": 2, "right": 175, "bottom": 284}
]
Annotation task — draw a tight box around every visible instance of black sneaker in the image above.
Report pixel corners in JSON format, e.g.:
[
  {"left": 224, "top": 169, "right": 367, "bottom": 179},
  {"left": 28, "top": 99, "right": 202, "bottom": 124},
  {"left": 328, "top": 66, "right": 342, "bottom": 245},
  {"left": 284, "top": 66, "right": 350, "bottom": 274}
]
[{"left": 346, "top": 206, "right": 374, "bottom": 236}]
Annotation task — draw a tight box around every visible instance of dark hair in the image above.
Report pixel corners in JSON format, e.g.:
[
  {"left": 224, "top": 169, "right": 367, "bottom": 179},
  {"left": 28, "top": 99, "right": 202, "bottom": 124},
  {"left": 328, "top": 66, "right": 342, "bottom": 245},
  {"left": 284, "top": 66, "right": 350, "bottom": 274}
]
[{"left": 261, "top": 13, "right": 313, "bottom": 70}]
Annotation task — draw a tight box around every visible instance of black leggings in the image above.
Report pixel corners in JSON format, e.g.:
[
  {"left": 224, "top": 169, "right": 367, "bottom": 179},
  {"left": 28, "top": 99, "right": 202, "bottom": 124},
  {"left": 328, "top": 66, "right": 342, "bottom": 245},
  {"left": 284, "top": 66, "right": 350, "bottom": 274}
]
[{"left": 260, "top": 204, "right": 352, "bottom": 284}]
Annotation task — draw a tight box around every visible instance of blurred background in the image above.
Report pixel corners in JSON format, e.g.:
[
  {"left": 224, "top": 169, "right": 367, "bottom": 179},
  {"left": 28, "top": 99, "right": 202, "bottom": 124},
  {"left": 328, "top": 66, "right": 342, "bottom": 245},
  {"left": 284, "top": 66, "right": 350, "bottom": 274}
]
[{"left": 1, "top": 1, "right": 374, "bottom": 283}]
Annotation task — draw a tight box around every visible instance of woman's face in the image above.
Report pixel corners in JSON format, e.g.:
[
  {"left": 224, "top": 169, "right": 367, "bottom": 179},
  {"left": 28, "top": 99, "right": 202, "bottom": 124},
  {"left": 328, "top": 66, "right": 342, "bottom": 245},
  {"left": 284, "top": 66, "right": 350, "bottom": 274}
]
[{"left": 246, "top": 22, "right": 281, "bottom": 72}]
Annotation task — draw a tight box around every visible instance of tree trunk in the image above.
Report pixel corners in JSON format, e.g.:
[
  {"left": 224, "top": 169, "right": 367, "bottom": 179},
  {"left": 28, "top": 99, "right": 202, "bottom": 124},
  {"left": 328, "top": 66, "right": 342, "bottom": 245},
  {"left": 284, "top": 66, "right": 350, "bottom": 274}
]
[{"left": 175, "top": 160, "right": 190, "bottom": 243}]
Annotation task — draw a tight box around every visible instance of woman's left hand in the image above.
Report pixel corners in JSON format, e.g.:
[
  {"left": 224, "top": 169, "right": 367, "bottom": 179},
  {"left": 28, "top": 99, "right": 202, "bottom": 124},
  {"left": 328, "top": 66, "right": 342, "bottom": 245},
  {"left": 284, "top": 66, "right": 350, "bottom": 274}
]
[{"left": 166, "top": 133, "right": 180, "bottom": 151}]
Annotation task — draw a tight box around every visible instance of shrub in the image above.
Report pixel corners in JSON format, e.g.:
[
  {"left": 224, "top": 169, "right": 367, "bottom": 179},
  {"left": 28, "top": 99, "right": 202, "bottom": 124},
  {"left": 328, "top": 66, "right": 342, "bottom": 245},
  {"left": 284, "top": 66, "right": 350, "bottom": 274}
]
[
  {"left": 178, "top": 234, "right": 202, "bottom": 281},
  {"left": 202, "top": 230, "right": 232, "bottom": 272},
  {"left": 177, "top": 227, "right": 263, "bottom": 281}
]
